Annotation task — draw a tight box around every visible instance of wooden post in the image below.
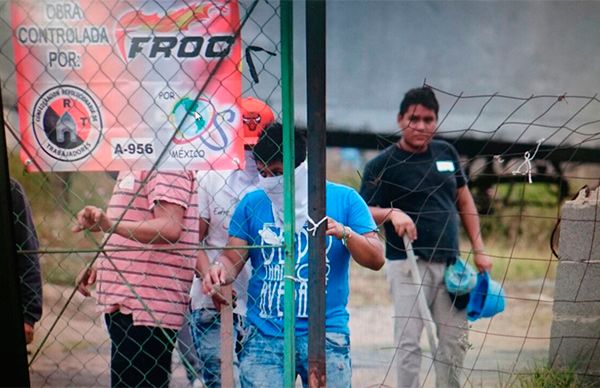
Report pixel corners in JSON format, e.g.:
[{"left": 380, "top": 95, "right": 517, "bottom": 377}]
[{"left": 220, "top": 284, "right": 234, "bottom": 387}]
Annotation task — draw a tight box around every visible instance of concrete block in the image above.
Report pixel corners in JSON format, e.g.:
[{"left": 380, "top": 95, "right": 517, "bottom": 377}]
[
  {"left": 553, "top": 301, "right": 600, "bottom": 317},
  {"left": 551, "top": 189, "right": 600, "bottom": 377},
  {"left": 553, "top": 261, "right": 600, "bottom": 303},
  {"left": 549, "top": 317, "right": 600, "bottom": 374},
  {"left": 559, "top": 189, "right": 600, "bottom": 262}
]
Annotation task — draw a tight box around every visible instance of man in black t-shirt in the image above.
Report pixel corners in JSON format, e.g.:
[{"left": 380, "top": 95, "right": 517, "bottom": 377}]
[{"left": 359, "top": 87, "right": 492, "bottom": 388}]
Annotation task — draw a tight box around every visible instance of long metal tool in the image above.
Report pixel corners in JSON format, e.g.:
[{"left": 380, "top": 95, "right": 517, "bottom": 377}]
[{"left": 403, "top": 235, "right": 438, "bottom": 355}]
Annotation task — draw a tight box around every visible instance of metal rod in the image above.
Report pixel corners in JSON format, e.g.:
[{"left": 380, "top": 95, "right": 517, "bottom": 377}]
[
  {"left": 281, "top": 0, "right": 297, "bottom": 386},
  {"left": 403, "top": 235, "right": 439, "bottom": 355},
  {"left": 306, "top": 0, "right": 327, "bottom": 386}
]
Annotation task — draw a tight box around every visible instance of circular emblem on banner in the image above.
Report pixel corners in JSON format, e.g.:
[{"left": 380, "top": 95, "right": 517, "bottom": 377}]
[
  {"left": 32, "top": 85, "right": 102, "bottom": 162},
  {"left": 169, "top": 96, "right": 215, "bottom": 144}
]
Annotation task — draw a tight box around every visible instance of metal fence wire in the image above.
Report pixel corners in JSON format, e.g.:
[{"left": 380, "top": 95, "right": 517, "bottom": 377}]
[
  {"left": 2, "top": 0, "right": 287, "bottom": 386},
  {"left": 2, "top": 0, "right": 600, "bottom": 387}
]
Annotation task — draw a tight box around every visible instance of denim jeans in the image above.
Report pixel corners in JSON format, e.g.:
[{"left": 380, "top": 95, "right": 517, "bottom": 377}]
[
  {"left": 190, "top": 308, "right": 247, "bottom": 387},
  {"left": 239, "top": 324, "right": 351, "bottom": 388}
]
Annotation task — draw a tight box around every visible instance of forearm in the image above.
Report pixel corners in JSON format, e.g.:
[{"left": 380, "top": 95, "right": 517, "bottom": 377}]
[
  {"left": 369, "top": 205, "right": 417, "bottom": 241},
  {"left": 196, "top": 250, "right": 211, "bottom": 278},
  {"left": 369, "top": 206, "right": 402, "bottom": 225},
  {"left": 346, "top": 231, "right": 385, "bottom": 270},
  {"left": 195, "top": 217, "right": 210, "bottom": 277},
  {"left": 458, "top": 188, "right": 485, "bottom": 252},
  {"left": 458, "top": 190, "right": 493, "bottom": 271},
  {"left": 112, "top": 200, "right": 185, "bottom": 243},
  {"left": 461, "top": 212, "right": 484, "bottom": 251},
  {"left": 217, "top": 249, "right": 247, "bottom": 284},
  {"left": 113, "top": 218, "right": 182, "bottom": 244}
]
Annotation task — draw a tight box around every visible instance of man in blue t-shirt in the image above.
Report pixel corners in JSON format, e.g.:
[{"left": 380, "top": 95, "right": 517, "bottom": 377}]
[
  {"left": 359, "top": 87, "right": 492, "bottom": 388},
  {"left": 203, "top": 123, "right": 384, "bottom": 387}
]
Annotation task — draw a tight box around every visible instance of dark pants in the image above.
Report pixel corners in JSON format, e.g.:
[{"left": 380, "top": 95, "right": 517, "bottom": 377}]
[{"left": 105, "top": 312, "right": 178, "bottom": 388}]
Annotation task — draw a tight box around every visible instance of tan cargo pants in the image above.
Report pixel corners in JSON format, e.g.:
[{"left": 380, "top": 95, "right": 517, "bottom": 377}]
[{"left": 386, "top": 258, "right": 469, "bottom": 388}]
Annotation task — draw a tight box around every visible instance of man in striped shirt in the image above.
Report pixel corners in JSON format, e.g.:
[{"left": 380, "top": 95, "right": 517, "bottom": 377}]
[{"left": 73, "top": 170, "right": 199, "bottom": 388}]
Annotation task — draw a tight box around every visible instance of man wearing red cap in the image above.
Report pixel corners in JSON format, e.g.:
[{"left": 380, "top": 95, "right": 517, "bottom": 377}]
[{"left": 187, "top": 97, "right": 274, "bottom": 387}]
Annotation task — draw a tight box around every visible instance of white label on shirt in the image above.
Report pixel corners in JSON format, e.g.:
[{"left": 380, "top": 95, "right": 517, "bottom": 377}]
[
  {"left": 119, "top": 174, "right": 135, "bottom": 190},
  {"left": 436, "top": 161, "right": 455, "bottom": 172}
]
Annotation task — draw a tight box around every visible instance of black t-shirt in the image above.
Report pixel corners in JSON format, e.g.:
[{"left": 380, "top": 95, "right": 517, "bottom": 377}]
[{"left": 359, "top": 139, "right": 466, "bottom": 261}]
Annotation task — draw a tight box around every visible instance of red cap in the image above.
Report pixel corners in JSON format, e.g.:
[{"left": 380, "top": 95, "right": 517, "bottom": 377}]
[{"left": 240, "top": 97, "right": 274, "bottom": 145}]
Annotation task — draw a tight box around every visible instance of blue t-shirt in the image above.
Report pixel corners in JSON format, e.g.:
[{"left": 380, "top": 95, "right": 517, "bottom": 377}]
[{"left": 229, "top": 181, "right": 377, "bottom": 338}]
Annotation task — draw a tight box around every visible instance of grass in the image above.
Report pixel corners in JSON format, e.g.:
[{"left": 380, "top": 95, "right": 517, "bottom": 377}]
[
  {"left": 500, "top": 363, "right": 597, "bottom": 388},
  {"left": 474, "top": 183, "right": 561, "bottom": 282},
  {"left": 461, "top": 242, "right": 557, "bottom": 283}
]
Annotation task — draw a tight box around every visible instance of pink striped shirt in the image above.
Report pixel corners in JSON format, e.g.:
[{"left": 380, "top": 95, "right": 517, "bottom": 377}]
[{"left": 96, "top": 170, "right": 198, "bottom": 329}]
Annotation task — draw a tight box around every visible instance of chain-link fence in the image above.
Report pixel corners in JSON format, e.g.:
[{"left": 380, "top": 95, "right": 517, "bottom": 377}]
[
  {"left": 340, "top": 85, "right": 600, "bottom": 387},
  {"left": 3, "top": 1, "right": 600, "bottom": 387},
  {"left": 2, "top": 0, "right": 287, "bottom": 386}
]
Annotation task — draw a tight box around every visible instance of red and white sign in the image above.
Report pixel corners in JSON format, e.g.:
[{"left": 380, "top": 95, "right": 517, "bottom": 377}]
[{"left": 12, "top": 0, "right": 244, "bottom": 171}]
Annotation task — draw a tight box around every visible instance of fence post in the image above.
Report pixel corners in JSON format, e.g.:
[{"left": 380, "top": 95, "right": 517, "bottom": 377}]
[
  {"left": 306, "top": 0, "right": 327, "bottom": 386},
  {"left": 549, "top": 186, "right": 600, "bottom": 381},
  {"left": 281, "top": 1, "right": 297, "bottom": 386},
  {"left": 0, "top": 85, "right": 31, "bottom": 386}
]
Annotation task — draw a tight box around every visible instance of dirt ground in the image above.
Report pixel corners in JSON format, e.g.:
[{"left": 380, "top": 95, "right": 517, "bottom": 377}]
[{"left": 28, "top": 276, "right": 554, "bottom": 388}]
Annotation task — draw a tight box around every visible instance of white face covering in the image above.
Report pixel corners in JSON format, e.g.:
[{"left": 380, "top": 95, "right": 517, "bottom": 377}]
[
  {"left": 258, "top": 160, "right": 308, "bottom": 233},
  {"left": 227, "top": 150, "right": 260, "bottom": 196}
]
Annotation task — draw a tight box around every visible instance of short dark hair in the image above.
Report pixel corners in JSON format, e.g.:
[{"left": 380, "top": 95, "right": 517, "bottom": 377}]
[
  {"left": 399, "top": 87, "right": 439, "bottom": 118},
  {"left": 252, "top": 122, "right": 307, "bottom": 167}
]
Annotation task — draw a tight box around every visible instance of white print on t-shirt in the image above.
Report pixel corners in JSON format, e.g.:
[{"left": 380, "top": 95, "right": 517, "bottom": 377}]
[
  {"left": 258, "top": 227, "right": 283, "bottom": 246},
  {"left": 258, "top": 224, "right": 332, "bottom": 319}
]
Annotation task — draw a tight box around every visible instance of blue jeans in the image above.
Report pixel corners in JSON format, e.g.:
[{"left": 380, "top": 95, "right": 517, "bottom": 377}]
[
  {"left": 190, "top": 308, "right": 246, "bottom": 387},
  {"left": 239, "top": 325, "right": 351, "bottom": 388}
]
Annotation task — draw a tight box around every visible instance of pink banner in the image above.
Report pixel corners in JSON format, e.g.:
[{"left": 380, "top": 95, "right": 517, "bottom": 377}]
[{"left": 12, "top": 0, "right": 244, "bottom": 171}]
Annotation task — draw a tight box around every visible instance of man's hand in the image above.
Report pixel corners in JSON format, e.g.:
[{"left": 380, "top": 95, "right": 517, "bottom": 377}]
[
  {"left": 474, "top": 251, "right": 492, "bottom": 273},
  {"left": 76, "top": 267, "right": 97, "bottom": 297},
  {"left": 24, "top": 323, "right": 34, "bottom": 344},
  {"left": 202, "top": 262, "right": 230, "bottom": 308},
  {"left": 390, "top": 209, "right": 417, "bottom": 241},
  {"left": 211, "top": 288, "right": 237, "bottom": 312},
  {"left": 72, "top": 206, "right": 112, "bottom": 233},
  {"left": 325, "top": 217, "right": 345, "bottom": 240}
]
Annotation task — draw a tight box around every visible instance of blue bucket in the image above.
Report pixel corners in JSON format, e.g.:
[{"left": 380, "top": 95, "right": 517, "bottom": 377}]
[{"left": 467, "top": 272, "right": 506, "bottom": 321}]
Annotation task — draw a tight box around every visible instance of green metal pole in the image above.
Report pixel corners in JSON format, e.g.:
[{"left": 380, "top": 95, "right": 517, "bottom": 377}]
[{"left": 280, "top": 1, "right": 296, "bottom": 386}]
